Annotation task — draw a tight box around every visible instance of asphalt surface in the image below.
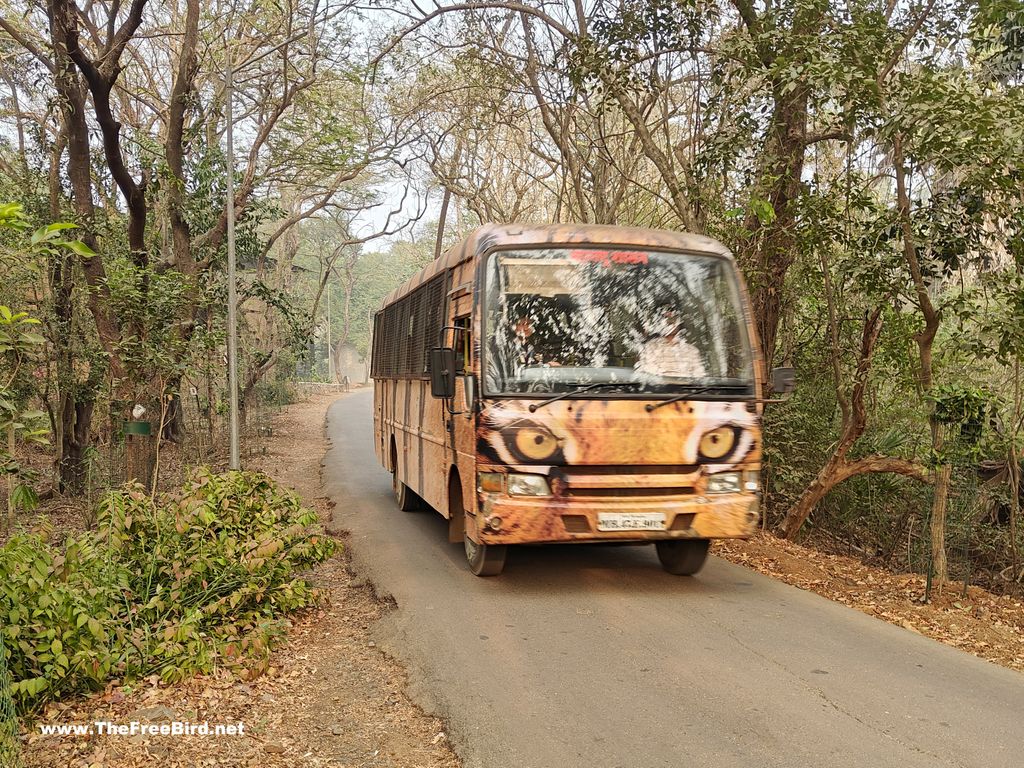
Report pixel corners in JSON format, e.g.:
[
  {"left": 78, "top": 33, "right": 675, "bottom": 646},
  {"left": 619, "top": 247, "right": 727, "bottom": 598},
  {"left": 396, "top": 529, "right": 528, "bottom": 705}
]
[{"left": 323, "top": 390, "right": 1024, "bottom": 768}]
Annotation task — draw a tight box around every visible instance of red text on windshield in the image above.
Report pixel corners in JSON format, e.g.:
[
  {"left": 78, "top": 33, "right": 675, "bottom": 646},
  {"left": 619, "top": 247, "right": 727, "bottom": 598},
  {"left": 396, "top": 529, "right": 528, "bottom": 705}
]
[{"left": 569, "top": 249, "right": 649, "bottom": 267}]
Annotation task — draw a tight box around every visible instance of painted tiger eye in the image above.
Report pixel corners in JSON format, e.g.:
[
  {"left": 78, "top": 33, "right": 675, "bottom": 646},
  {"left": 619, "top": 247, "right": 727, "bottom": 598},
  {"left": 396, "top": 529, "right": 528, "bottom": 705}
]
[
  {"left": 699, "top": 426, "right": 736, "bottom": 460},
  {"left": 514, "top": 427, "right": 560, "bottom": 461}
]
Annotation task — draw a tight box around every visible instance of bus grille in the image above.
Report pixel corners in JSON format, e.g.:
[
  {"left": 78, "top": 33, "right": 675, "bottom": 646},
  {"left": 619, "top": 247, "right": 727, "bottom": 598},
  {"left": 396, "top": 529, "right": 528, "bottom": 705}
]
[
  {"left": 552, "top": 465, "right": 701, "bottom": 499},
  {"left": 562, "top": 487, "right": 696, "bottom": 498}
]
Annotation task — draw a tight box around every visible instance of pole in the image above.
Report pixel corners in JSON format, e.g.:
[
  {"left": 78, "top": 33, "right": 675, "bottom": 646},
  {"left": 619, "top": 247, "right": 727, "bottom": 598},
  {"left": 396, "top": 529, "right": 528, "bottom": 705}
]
[
  {"left": 225, "top": 46, "right": 241, "bottom": 470},
  {"left": 327, "top": 282, "right": 333, "bottom": 381}
]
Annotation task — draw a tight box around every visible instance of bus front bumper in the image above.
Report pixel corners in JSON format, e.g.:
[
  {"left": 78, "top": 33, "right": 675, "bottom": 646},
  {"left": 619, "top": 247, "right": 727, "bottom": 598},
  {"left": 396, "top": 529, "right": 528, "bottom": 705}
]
[{"left": 473, "top": 493, "right": 760, "bottom": 545}]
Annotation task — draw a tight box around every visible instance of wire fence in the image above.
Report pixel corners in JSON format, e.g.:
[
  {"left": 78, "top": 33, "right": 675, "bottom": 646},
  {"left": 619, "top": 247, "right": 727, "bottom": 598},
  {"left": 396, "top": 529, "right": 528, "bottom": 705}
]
[
  {"left": 0, "top": 376, "right": 294, "bottom": 545},
  {"left": 73, "top": 382, "right": 287, "bottom": 506}
]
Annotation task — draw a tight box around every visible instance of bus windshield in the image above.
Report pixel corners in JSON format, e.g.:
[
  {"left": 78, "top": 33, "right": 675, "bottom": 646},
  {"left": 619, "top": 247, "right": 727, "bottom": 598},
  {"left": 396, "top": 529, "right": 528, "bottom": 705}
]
[{"left": 483, "top": 248, "right": 754, "bottom": 395}]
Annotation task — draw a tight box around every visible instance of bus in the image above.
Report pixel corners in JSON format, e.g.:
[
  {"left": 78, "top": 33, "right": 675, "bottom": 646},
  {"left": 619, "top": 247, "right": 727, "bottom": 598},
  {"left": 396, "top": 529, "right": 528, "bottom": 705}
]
[{"left": 371, "top": 224, "right": 791, "bottom": 576}]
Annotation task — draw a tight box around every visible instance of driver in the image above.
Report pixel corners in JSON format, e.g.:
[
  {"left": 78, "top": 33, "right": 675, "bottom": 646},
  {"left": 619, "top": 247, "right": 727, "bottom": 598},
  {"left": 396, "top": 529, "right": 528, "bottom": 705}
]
[
  {"left": 513, "top": 315, "right": 561, "bottom": 368},
  {"left": 635, "top": 305, "right": 707, "bottom": 379}
]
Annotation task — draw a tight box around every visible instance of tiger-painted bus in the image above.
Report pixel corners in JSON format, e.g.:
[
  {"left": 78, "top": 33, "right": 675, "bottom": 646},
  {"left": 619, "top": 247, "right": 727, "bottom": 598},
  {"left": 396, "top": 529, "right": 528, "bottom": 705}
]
[{"left": 371, "top": 224, "right": 791, "bottom": 576}]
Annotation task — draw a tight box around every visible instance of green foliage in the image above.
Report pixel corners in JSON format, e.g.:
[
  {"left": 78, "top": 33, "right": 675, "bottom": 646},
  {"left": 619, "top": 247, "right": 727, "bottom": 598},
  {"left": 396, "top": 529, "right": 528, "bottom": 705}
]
[
  {"left": 105, "top": 259, "right": 194, "bottom": 384},
  {"left": 0, "top": 469, "right": 336, "bottom": 713},
  {"left": 1, "top": 203, "right": 95, "bottom": 264},
  {"left": 243, "top": 280, "right": 311, "bottom": 352},
  {"left": 0, "top": 203, "right": 30, "bottom": 237},
  {"left": 927, "top": 384, "right": 999, "bottom": 465},
  {"left": 0, "top": 204, "right": 99, "bottom": 515},
  {"left": 970, "top": 0, "right": 1024, "bottom": 83},
  {"left": 0, "top": 631, "right": 19, "bottom": 767},
  {"left": 346, "top": 242, "right": 435, "bottom": 359},
  {"left": 0, "top": 305, "right": 49, "bottom": 517}
]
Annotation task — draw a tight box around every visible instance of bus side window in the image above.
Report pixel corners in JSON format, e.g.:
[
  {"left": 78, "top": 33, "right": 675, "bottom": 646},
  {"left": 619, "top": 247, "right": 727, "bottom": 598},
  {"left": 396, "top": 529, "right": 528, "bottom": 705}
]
[{"left": 454, "top": 316, "right": 470, "bottom": 373}]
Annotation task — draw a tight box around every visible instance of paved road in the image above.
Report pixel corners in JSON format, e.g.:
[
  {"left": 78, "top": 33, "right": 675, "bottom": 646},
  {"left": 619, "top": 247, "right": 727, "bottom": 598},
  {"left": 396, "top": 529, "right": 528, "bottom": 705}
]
[{"left": 323, "top": 390, "right": 1024, "bottom": 768}]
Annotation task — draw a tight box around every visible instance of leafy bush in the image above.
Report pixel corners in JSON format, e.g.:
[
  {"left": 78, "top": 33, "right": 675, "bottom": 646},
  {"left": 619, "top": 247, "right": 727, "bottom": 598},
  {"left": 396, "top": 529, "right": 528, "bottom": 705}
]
[{"left": 0, "top": 469, "right": 335, "bottom": 713}]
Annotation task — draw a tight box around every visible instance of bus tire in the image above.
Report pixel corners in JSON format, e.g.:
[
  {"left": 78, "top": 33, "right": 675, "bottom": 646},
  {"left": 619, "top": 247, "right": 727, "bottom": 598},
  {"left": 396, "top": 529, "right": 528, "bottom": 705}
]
[
  {"left": 391, "top": 441, "right": 421, "bottom": 512},
  {"left": 450, "top": 470, "right": 506, "bottom": 576},
  {"left": 655, "top": 539, "right": 710, "bottom": 576},
  {"left": 394, "top": 476, "right": 422, "bottom": 511},
  {"left": 464, "top": 534, "right": 507, "bottom": 577}
]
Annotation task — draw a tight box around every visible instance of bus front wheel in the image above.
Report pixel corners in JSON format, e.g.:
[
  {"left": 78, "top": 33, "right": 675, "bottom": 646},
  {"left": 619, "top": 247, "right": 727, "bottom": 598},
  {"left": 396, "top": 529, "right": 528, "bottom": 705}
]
[
  {"left": 655, "top": 539, "right": 710, "bottom": 576},
  {"left": 464, "top": 534, "right": 507, "bottom": 577}
]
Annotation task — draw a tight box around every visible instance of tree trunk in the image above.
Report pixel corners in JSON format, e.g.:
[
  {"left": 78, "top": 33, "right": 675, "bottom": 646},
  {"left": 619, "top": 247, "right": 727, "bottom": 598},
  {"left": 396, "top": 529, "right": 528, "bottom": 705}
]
[
  {"left": 730, "top": 0, "right": 823, "bottom": 370},
  {"left": 929, "top": 421, "right": 952, "bottom": 587},
  {"left": 240, "top": 351, "right": 279, "bottom": 422},
  {"left": 892, "top": 134, "right": 947, "bottom": 589},
  {"left": 780, "top": 455, "right": 930, "bottom": 539},
  {"left": 744, "top": 83, "right": 812, "bottom": 370},
  {"left": 1009, "top": 360, "right": 1021, "bottom": 582},
  {"left": 47, "top": 0, "right": 124, "bottom": 380},
  {"left": 780, "top": 453, "right": 847, "bottom": 537},
  {"left": 125, "top": 430, "right": 156, "bottom": 491},
  {"left": 161, "top": 388, "right": 185, "bottom": 442},
  {"left": 435, "top": 188, "right": 453, "bottom": 261},
  {"left": 58, "top": 393, "right": 94, "bottom": 495},
  {"left": 775, "top": 292, "right": 931, "bottom": 539}
]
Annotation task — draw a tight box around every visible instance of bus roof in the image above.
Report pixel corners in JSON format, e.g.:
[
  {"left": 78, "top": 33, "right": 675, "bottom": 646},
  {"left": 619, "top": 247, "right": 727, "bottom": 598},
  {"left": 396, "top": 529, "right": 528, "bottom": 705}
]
[{"left": 380, "top": 223, "right": 734, "bottom": 309}]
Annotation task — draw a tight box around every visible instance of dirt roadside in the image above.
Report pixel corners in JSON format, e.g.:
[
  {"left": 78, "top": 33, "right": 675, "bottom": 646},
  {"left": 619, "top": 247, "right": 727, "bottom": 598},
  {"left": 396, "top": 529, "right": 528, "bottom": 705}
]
[
  {"left": 715, "top": 534, "right": 1024, "bottom": 671},
  {"left": 19, "top": 390, "right": 1024, "bottom": 766},
  {"left": 22, "top": 390, "right": 460, "bottom": 768}
]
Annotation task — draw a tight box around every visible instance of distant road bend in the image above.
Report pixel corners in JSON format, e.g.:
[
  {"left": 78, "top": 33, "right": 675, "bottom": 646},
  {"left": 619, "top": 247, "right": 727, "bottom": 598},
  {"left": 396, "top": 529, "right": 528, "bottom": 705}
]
[{"left": 324, "top": 390, "right": 1024, "bottom": 768}]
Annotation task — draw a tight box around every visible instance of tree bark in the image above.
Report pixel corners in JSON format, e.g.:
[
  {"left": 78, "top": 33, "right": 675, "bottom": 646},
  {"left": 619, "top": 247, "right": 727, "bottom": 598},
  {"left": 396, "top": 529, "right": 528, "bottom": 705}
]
[
  {"left": 45, "top": 0, "right": 119, "bottom": 494},
  {"left": 893, "top": 135, "right": 948, "bottom": 587},
  {"left": 58, "top": 392, "right": 94, "bottom": 495},
  {"left": 929, "top": 459, "right": 951, "bottom": 585},
  {"left": 781, "top": 455, "right": 930, "bottom": 539},
  {"left": 743, "top": 65, "right": 816, "bottom": 369},
  {"left": 57, "top": 0, "right": 151, "bottom": 261},
  {"left": 1010, "top": 360, "right": 1021, "bottom": 582},
  {"left": 165, "top": 0, "right": 201, "bottom": 274},
  {"left": 47, "top": 0, "right": 125, "bottom": 380}
]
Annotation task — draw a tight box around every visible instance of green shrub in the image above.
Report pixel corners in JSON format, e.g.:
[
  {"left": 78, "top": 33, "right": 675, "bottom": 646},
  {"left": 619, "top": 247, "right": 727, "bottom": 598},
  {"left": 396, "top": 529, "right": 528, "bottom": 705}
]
[{"left": 0, "top": 469, "right": 336, "bottom": 714}]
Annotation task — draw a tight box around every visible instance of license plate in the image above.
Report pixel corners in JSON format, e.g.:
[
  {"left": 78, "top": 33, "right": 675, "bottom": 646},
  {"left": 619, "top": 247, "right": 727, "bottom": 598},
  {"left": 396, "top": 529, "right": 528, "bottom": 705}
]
[{"left": 596, "top": 513, "right": 666, "bottom": 532}]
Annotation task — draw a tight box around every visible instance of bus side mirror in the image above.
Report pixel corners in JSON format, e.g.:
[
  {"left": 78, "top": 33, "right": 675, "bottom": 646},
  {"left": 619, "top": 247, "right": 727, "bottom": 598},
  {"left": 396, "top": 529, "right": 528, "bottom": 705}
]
[
  {"left": 770, "top": 366, "right": 796, "bottom": 395},
  {"left": 430, "top": 347, "right": 457, "bottom": 398}
]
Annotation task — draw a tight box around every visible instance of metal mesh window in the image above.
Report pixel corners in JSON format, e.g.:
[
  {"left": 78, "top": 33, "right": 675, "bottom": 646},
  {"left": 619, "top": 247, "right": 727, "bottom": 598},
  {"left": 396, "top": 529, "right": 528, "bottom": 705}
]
[{"left": 371, "top": 274, "right": 446, "bottom": 379}]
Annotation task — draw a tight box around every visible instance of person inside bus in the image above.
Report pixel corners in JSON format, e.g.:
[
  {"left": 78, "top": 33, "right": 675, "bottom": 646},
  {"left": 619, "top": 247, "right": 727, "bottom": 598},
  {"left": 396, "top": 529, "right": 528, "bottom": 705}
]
[
  {"left": 513, "top": 314, "right": 562, "bottom": 368},
  {"left": 635, "top": 304, "right": 708, "bottom": 380}
]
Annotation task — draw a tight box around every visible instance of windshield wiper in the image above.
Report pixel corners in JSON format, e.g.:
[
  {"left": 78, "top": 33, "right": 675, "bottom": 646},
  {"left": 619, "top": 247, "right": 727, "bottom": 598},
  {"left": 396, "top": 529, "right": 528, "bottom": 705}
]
[
  {"left": 645, "top": 384, "right": 749, "bottom": 412},
  {"left": 528, "top": 382, "right": 639, "bottom": 412}
]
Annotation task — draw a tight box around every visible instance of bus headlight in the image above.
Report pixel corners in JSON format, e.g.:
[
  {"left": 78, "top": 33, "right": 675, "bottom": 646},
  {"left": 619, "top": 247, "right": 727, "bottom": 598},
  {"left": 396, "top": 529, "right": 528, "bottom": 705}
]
[
  {"left": 507, "top": 473, "right": 551, "bottom": 497},
  {"left": 707, "top": 472, "right": 741, "bottom": 494}
]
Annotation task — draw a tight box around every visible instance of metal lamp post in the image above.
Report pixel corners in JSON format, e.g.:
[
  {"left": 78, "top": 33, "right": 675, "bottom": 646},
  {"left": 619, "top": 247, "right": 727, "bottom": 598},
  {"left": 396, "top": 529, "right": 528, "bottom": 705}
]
[{"left": 225, "top": 47, "right": 241, "bottom": 470}]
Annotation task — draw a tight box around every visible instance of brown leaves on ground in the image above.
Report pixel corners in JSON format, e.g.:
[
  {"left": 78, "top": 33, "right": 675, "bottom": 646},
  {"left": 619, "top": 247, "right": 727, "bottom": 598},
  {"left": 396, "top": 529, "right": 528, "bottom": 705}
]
[
  {"left": 715, "top": 533, "right": 1024, "bottom": 672},
  {"left": 22, "top": 389, "right": 459, "bottom": 768}
]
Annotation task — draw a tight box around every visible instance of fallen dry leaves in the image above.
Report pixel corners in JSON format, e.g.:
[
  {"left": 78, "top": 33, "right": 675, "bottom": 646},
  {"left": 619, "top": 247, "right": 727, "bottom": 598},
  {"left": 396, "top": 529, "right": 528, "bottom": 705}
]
[{"left": 715, "top": 533, "right": 1024, "bottom": 672}]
